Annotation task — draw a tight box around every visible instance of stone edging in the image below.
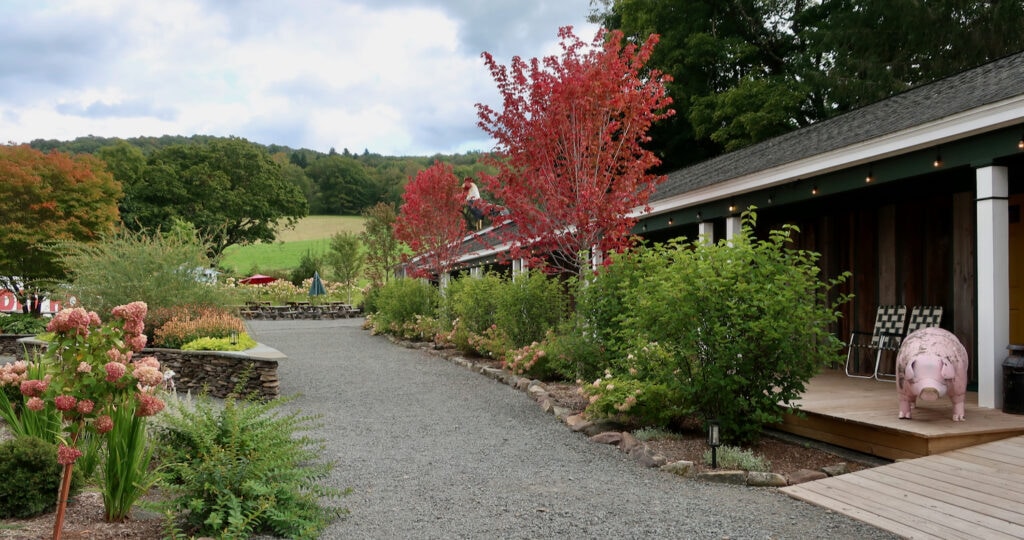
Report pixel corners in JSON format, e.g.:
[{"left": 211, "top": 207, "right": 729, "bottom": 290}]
[{"left": 387, "top": 335, "right": 851, "bottom": 488}]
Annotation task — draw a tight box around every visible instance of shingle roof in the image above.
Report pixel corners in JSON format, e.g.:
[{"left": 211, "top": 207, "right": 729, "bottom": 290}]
[{"left": 654, "top": 50, "right": 1024, "bottom": 201}]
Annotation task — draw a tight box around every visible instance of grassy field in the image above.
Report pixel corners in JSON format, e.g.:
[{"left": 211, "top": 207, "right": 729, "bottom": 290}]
[{"left": 220, "top": 215, "right": 365, "bottom": 275}]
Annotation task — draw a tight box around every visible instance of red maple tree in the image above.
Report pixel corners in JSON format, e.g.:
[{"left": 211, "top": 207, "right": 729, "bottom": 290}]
[
  {"left": 476, "top": 26, "right": 674, "bottom": 275},
  {"left": 394, "top": 161, "right": 469, "bottom": 279}
]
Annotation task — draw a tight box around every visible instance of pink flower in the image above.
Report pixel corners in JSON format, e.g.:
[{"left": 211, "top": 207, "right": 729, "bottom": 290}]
[
  {"left": 77, "top": 361, "right": 92, "bottom": 373},
  {"left": 76, "top": 399, "right": 95, "bottom": 414},
  {"left": 57, "top": 444, "right": 82, "bottom": 466},
  {"left": 134, "top": 357, "right": 160, "bottom": 370},
  {"left": 106, "top": 348, "right": 132, "bottom": 364},
  {"left": 127, "top": 334, "right": 148, "bottom": 352},
  {"left": 11, "top": 361, "right": 26, "bottom": 375},
  {"left": 94, "top": 415, "right": 114, "bottom": 434},
  {"left": 19, "top": 379, "right": 47, "bottom": 397},
  {"left": 104, "top": 362, "right": 127, "bottom": 382},
  {"left": 135, "top": 393, "right": 165, "bottom": 417},
  {"left": 88, "top": 311, "right": 101, "bottom": 326},
  {"left": 46, "top": 308, "right": 94, "bottom": 336},
  {"left": 132, "top": 366, "right": 164, "bottom": 387},
  {"left": 54, "top": 395, "right": 77, "bottom": 411},
  {"left": 26, "top": 397, "right": 44, "bottom": 411},
  {"left": 111, "top": 302, "right": 147, "bottom": 336}
]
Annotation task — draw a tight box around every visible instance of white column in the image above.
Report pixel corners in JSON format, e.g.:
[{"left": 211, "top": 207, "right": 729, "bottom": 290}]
[
  {"left": 439, "top": 272, "right": 450, "bottom": 291},
  {"left": 698, "top": 221, "right": 715, "bottom": 245},
  {"left": 725, "top": 216, "right": 742, "bottom": 240},
  {"left": 590, "top": 247, "right": 603, "bottom": 271},
  {"left": 512, "top": 258, "right": 528, "bottom": 280},
  {"left": 470, "top": 266, "right": 483, "bottom": 279},
  {"left": 977, "top": 166, "right": 1010, "bottom": 409}
]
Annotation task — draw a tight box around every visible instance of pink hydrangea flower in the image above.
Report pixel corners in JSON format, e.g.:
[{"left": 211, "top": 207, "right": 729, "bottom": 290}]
[
  {"left": 57, "top": 444, "right": 82, "bottom": 466},
  {"left": 127, "top": 334, "right": 148, "bottom": 352},
  {"left": 134, "top": 356, "right": 160, "bottom": 370},
  {"left": 111, "top": 302, "right": 147, "bottom": 336},
  {"left": 26, "top": 397, "right": 45, "bottom": 412},
  {"left": 19, "top": 379, "right": 47, "bottom": 397},
  {"left": 106, "top": 348, "right": 132, "bottom": 364},
  {"left": 11, "top": 361, "right": 26, "bottom": 375},
  {"left": 77, "top": 361, "right": 92, "bottom": 373},
  {"left": 54, "top": 395, "right": 77, "bottom": 411},
  {"left": 104, "top": 362, "right": 127, "bottom": 382},
  {"left": 94, "top": 415, "right": 114, "bottom": 434},
  {"left": 46, "top": 308, "right": 94, "bottom": 337},
  {"left": 76, "top": 399, "right": 95, "bottom": 414},
  {"left": 135, "top": 393, "right": 165, "bottom": 417},
  {"left": 132, "top": 366, "right": 164, "bottom": 388}
]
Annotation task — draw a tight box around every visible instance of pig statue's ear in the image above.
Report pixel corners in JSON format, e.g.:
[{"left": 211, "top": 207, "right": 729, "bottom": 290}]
[
  {"left": 941, "top": 360, "right": 955, "bottom": 380},
  {"left": 905, "top": 360, "right": 915, "bottom": 381}
]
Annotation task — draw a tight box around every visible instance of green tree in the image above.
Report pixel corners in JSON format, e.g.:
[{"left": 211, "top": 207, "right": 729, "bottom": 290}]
[
  {"left": 305, "top": 155, "right": 375, "bottom": 215},
  {"left": 327, "top": 231, "right": 364, "bottom": 304},
  {"left": 360, "top": 202, "right": 400, "bottom": 288},
  {"left": 0, "top": 145, "right": 122, "bottom": 306},
  {"left": 592, "top": 0, "right": 1024, "bottom": 165},
  {"left": 121, "top": 137, "right": 307, "bottom": 257}
]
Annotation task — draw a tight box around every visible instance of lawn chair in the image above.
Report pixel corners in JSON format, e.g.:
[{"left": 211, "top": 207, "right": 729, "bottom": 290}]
[
  {"left": 873, "top": 305, "right": 945, "bottom": 380},
  {"left": 845, "top": 305, "right": 907, "bottom": 379}
]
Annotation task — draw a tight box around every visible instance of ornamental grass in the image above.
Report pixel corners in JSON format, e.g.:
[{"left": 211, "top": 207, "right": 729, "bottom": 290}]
[{"left": 152, "top": 305, "right": 246, "bottom": 349}]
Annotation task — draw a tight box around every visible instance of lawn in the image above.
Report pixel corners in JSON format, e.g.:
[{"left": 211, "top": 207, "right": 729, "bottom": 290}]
[{"left": 220, "top": 215, "right": 365, "bottom": 275}]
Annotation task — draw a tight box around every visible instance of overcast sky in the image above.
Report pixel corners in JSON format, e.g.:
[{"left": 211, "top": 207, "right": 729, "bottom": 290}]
[{"left": 0, "top": 0, "right": 601, "bottom": 156}]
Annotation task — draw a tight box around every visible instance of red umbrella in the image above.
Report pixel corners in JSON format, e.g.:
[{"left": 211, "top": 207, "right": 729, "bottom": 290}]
[{"left": 238, "top": 274, "right": 278, "bottom": 285}]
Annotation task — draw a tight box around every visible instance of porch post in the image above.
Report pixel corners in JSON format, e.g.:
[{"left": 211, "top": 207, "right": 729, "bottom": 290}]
[
  {"left": 439, "top": 272, "right": 450, "bottom": 291},
  {"left": 725, "top": 216, "right": 742, "bottom": 240},
  {"left": 698, "top": 221, "right": 715, "bottom": 244},
  {"left": 976, "top": 165, "right": 1009, "bottom": 409},
  {"left": 470, "top": 266, "right": 483, "bottom": 279},
  {"left": 590, "top": 246, "right": 603, "bottom": 272},
  {"left": 512, "top": 258, "right": 527, "bottom": 280}
]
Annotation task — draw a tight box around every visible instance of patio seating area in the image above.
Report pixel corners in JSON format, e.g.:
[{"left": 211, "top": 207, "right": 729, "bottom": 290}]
[{"left": 239, "top": 301, "right": 361, "bottom": 320}]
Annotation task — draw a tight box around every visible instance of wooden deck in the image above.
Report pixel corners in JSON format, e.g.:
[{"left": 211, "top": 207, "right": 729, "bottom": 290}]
[
  {"left": 775, "top": 370, "right": 1024, "bottom": 460},
  {"left": 781, "top": 436, "right": 1024, "bottom": 539}
]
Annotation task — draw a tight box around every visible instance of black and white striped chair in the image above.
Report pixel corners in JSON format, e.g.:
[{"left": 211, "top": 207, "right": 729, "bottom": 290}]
[
  {"left": 845, "top": 305, "right": 907, "bottom": 379},
  {"left": 872, "top": 305, "right": 945, "bottom": 380}
]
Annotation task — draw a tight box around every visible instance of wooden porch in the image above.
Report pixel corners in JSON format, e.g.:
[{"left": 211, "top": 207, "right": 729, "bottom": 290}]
[{"left": 775, "top": 369, "right": 1024, "bottom": 460}]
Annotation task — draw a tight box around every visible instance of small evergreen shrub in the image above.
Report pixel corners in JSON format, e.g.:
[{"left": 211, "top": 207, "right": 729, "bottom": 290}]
[
  {"left": 155, "top": 392, "right": 348, "bottom": 539},
  {"left": 0, "top": 436, "right": 83, "bottom": 518},
  {"left": 702, "top": 445, "right": 770, "bottom": 472},
  {"left": 152, "top": 305, "right": 246, "bottom": 349}
]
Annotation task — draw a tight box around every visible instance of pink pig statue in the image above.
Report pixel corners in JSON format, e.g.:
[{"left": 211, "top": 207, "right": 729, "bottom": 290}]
[{"left": 896, "top": 327, "right": 969, "bottom": 421}]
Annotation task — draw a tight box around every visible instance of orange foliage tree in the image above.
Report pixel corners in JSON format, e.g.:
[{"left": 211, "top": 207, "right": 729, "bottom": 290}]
[
  {"left": 0, "top": 145, "right": 122, "bottom": 304},
  {"left": 394, "top": 161, "right": 469, "bottom": 279},
  {"left": 476, "top": 27, "right": 674, "bottom": 275}
]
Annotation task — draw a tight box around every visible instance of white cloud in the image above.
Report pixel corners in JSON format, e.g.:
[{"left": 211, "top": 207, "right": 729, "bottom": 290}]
[{"left": 0, "top": 0, "right": 600, "bottom": 155}]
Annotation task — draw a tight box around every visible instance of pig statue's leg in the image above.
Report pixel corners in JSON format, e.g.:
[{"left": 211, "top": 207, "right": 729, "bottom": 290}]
[
  {"left": 951, "top": 395, "right": 966, "bottom": 422},
  {"left": 899, "top": 396, "right": 913, "bottom": 419}
]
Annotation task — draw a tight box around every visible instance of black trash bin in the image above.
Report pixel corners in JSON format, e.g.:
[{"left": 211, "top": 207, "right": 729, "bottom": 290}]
[{"left": 1003, "top": 345, "right": 1024, "bottom": 414}]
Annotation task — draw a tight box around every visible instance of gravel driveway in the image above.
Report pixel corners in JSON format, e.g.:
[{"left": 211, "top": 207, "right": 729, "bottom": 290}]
[{"left": 247, "top": 319, "right": 897, "bottom": 540}]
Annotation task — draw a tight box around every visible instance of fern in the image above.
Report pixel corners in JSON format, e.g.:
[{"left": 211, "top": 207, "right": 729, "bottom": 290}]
[{"left": 154, "top": 390, "right": 349, "bottom": 539}]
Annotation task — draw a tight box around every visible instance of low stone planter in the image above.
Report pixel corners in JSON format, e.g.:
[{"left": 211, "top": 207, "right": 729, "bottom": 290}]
[{"left": 8, "top": 336, "right": 285, "bottom": 401}]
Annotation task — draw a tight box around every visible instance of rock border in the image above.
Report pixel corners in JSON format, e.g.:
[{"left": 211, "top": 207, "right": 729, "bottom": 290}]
[{"left": 390, "top": 336, "right": 851, "bottom": 487}]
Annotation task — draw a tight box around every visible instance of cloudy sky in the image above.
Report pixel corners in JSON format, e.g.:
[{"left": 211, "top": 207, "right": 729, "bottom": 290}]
[{"left": 0, "top": 0, "right": 601, "bottom": 156}]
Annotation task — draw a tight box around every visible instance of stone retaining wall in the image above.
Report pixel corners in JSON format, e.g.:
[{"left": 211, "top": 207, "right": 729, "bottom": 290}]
[
  {"left": 0, "top": 334, "right": 34, "bottom": 356},
  {"left": 4, "top": 336, "right": 284, "bottom": 400}
]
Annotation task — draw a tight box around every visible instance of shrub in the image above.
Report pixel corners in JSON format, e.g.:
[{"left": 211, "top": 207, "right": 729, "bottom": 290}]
[
  {"left": 614, "top": 209, "right": 851, "bottom": 444},
  {"left": 442, "top": 273, "right": 505, "bottom": 335},
  {"left": 541, "top": 316, "right": 609, "bottom": 381},
  {"left": 290, "top": 249, "right": 325, "bottom": 286},
  {"left": 581, "top": 372, "right": 681, "bottom": 428},
  {"left": 0, "top": 436, "right": 83, "bottom": 518},
  {"left": 52, "top": 228, "right": 232, "bottom": 319},
  {"left": 369, "top": 278, "right": 440, "bottom": 334},
  {"left": 180, "top": 333, "right": 257, "bottom": 351},
  {"left": 153, "top": 305, "right": 246, "bottom": 349},
  {"left": 702, "top": 445, "right": 770, "bottom": 472},
  {"left": 155, "top": 392, "right": 348, "bottom": 540},
  {"left": 493, "top": 271, "right": 568, "bottom": 349},
  {"left": 0, "top": 313, "right": 49, "bottom": 334}
]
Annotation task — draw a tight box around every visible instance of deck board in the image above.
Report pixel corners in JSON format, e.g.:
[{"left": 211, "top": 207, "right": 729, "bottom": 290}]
[
  {"left": 782, "top": 436, "right": 1024, "bottom": 540},
  {"left": 775, "top": 370, "right": 1024, "bottom": 459}
]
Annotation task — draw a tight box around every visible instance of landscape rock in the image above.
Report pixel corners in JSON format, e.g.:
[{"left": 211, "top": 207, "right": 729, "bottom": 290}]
[
  {"left": 527, "top": 385, "right": 548, "bottom": 401},
  {"left": 618, "top": 432, "right": 642, "bottom": 454},
  {"left": 565, "top": 414, "right": 593, "bottom": 433},
  {"left": 787, "top": 469, "right": 828, "bottom": 485},
  {"left": 746, "top": 471, "right": 788, "bottom": 487},
  {"left": 629, "top": 445, "right": 668, "bottom": 468},
  {"left": 821, "top": 463, "right": 849, "bottom": 477},
  {"left": 514, "top": 377, "right": 532, "bottom": 391},
  {"left": 696, "top": 471, "right": 748, "bottom": 485},
  {"left": 589, "top": 432, "right": 624, "bottom": 445},
  {"left": 661, "top": 460, "right": 695, "bottom": 477}
]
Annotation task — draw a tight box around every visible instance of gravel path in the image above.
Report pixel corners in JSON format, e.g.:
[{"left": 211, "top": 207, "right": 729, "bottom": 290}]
[{"left": 248, "top": 319, "right": 897, "bottom": 540}]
